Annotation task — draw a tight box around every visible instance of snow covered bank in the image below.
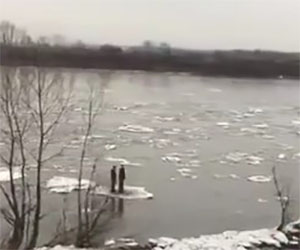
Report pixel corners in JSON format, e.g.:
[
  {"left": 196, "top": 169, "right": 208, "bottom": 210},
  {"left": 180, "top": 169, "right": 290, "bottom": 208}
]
[
  {"left": 95, "top": 185, "right": 153, "bottom": 200},
  {"left": 35, "top": 220, "right": 299, "bottom": 250},
  {"left": 149, "top": 229, "right": 289, "bottom": 250}
]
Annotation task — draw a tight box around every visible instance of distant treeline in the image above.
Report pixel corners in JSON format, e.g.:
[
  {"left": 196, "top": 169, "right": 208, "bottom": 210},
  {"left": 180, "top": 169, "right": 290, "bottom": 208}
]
[{"left": 1, "top": 44, "right": 299, "bottom": 79}]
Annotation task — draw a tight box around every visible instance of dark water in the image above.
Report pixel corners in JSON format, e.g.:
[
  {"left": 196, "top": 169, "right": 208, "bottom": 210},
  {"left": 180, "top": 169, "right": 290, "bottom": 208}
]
[{"left": 2, "top": 70, "right": 299, "bottom": 245}]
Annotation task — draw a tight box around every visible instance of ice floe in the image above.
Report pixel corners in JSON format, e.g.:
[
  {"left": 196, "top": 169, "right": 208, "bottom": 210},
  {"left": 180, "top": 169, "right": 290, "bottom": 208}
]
[
  {"left": 277, "top": 153, "right": 286, "bottom": 160},
  {"left": 208, "top": 88, "right": 222, "bottom": 93},
  {"left": 258, "top": 198, "right": 268, "bottom": 203},
  {"left": 95, "top": 185, "right": 153, "bottom": 200},
  {"left": 252, "top": 123, "right": 269, "bottom": 129},
  {"left": 0, "top": 167, "right": 22, "bottom": 182},
  {"left": 224, "top": 152, "right": 263, "bottom": 165},
  {"left": 162, "top": 153, "right": 182, "bottom": 163},
  {"left": 105, "top": 156, "right": 141, "bottom": 166},
  {"left": 216, "top": 122, "right": 230, "bottom": 129},
  {"left": 154, "top": 116, "right": 178, "bottom": 122},
  {"left": 149, "top": 228, "right": 289, "bottom": 250},
  {"left": 225, "top": 152, "right": 248, "bottom": 163},
  {"left": 247, "top": 175, "right": 272, "bottom": 183},
  {"left": 163, "top": 128, "right": 182, "bottom": 135},
  {"left": 104, "top": 144, "right": 117, "bottom": 151},
  {"left": 118, "top": 124, "right": 154, "bottom": 133},
  {"left": 291, "top": 120, "right": 300, "bottom": 126},
  {"left": 46, "top": 176, "right": 94, "bottom": 194}
]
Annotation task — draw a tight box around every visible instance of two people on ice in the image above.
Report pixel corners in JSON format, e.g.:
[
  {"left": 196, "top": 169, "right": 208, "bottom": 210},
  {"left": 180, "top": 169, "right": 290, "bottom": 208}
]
[{"left": 110, "top": 165, "right": 126, "bottom": 193}]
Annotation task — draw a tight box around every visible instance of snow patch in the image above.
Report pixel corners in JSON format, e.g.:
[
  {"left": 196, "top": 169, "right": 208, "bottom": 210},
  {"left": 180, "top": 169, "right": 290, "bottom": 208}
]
[
  {"left": 95, "top": 185, "right": 153, "bottom": 200},
  {"left": 150, "top": 228, "right": 288, "bottom": 250}
]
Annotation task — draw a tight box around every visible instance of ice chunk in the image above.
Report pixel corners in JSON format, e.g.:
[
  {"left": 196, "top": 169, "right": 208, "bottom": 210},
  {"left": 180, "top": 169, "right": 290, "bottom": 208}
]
[
  {"left": 247, "top": 155, "right": 264, "bottom": 165},
  {"left": 46, "top": 176, "right": 94, "bottom": 194},
  {"left": 277, "top": 153, "right": 286, "bottom": 160},
  {"left": 95, "top": 185, "right": 153, "bottom": 200},
  {"left": 154, "top": 116, "right": 178, "bottom": 122},
  {"left": 104, "top": 239, "right": 115, "bottom": 246},
  {"left": 105, "top": 156, "right": 141, "bottom": 166},
  {"left": 225, "top": 152, "right": 248, "bottom": 163},
  {"left": 104, "top": 144, "right": 117, "bottom": 151},
  {"left": 291, "top": 120, "right": 300, "bottom": 126},
  {"left": 248, "top": 107, "right": 263, "bottom": 114},
  {"left": 118, "top": 124, "right": 154, "bottom": 133},
  {"left": 261, "top": 134, "right": 275, "bottom": 140},
  {"left": 247, "top": 175, "right": 272, "bottom": 183},
  {"left": 163, "top": 128, "right": 182, "bottom": 135},
  {"left": 240, "top": 127, "right": 258, "bottom": 133},
  {"left": 253, "top": 123, "right": 269, "bottom": 129},
  {"left": 208, "top": 88, "right": 222, "bottom": 93},
  {"left": 0, "top": 167, "right": 22, "bottom": 182},
  {"left": 216, "top": 122, "right": 230, "bottom": 129},
  {"left": 162, "top": 155, "right": 181, "bottom": 163},
  {"left": 258, "top": 198, "right": 268, "bottom": 203}
]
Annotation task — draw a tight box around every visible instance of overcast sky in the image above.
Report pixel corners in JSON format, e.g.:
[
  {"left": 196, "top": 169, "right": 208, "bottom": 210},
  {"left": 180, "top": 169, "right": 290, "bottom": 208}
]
[{"left": 0, "top": 0, "right": 299, "bottom": 51}]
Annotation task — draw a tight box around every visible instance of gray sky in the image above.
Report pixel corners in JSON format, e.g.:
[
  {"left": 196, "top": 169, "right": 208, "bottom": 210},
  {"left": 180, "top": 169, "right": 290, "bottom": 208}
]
[{"left": 0, "top": 0, "right": 299, "bottom": 51}]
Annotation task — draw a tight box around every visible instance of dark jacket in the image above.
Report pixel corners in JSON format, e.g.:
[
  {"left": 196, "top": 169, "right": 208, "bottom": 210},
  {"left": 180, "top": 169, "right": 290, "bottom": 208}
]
[
  {"left": 119, "top": 167, "right": 126, "bottom": 181},
  {"left": 111, "top": 169, "right": 116, "bottom": 182}
]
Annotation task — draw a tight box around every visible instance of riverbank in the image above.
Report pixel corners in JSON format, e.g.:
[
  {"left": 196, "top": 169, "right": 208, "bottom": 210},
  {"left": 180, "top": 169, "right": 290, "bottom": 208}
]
[
  {"left": 36, "top": 220, "right": 299, "bottom": 250},
  {"left": 1, "top": 45, "right": 299, "bottom": 79}
]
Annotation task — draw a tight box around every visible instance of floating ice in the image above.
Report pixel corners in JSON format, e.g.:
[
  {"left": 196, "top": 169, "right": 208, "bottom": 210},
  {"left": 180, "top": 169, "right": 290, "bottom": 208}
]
[
  {"left": 163, "top": 128, "right": 182, "bottom": 135},
  {"left": 240, "top": 127, "right": 258, "bottom": 133},
  {"left": 225, "top": 152, "right": 248, "bottom": 163},
  {"left": 118, "top": 124, "right": 154, "bottom": 133},
  {"left": 216, "top": 122, "right": 230, "bottom": 128},
  {"left": 277, "top": 153, "right": 286, "bottom": 160},
  {"left": 0, "top": 167, "right": 22, "bottom": 182},
  {"left": 246, "top": 155, "right": 264, "bottom": 165},
  {"left": 253, "top": 123, "right": 269, "bottom": 129},
  {"left": 150, "top": 228, "right": 289, "bottom": 250},
  {"left": 177, "top": 168, "right": 197, "bottom": 179},
  {"left": 258, "top": 198, "right": 268, "bottom": 203},
  {"left": 105, "top": 156, "right": 141, "bottom": 167},
  {"left": 291, "top": 120, "right": 300, "bottom": 126},
  {"left": 46, "top": 176, "right": 94, "bottom": 194},
  {"left": 208, "top": 88, "right": 222, "bottom": 93},
  {"left": 104, "top": 144, "right": 117, "bottom": 151},
  {"left": 248, "top": 107, "right": 263, "bottom": 114},
  {"left": 95, "top": 185, "right": 153, "bottom": 200},
  {"left": 154, "top": 116, "right": 178, "bottom": 122},
  {"left": 261, "top": 134, "right": 275, "bottom": 140},
  {"left": 247, "top": 175, "right": 272, "bottom": 183},
  {"left": 162, "top": 155, "right": 181, "bottom": 163}
]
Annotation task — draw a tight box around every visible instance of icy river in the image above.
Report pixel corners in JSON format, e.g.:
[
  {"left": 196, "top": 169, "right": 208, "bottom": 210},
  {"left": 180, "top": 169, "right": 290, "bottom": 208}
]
[{"left": 1, "top": 70, "right": 299, "bottom": 246}]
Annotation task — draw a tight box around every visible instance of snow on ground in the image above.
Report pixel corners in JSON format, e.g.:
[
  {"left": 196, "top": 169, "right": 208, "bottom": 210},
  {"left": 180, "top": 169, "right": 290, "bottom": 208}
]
[
  {"left": 0, "top": 167, "right": 22, "bottom": 182},
  {"left": 118, "top": 124, "right": 154, "bottom": 133},
  {"left": 46, "top": 176, "right": 94, "bottom": 194},
  {"left": 149, "top": 228, "right": 288, "bottom": 250},
  {"left": 95, "top": 185, "right": 153, "bottom": 200}
]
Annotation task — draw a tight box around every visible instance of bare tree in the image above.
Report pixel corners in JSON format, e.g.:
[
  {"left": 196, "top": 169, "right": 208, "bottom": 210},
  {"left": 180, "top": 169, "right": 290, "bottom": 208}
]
[
  {"left": 75, "top": 71, "right": 111, "bottom": 247},
  {"left": 272, "top": 166, "right": 291, "bottom": 231},
  {"left": 0, "top": 66, "right": 74, "bottom": 249},
  {"left": 0, "top": 20, "right": 30, "bottom": 45}
]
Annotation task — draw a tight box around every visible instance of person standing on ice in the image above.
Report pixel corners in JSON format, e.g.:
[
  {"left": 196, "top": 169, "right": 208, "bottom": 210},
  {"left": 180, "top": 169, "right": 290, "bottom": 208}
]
[
  {"left": 118, "top": 165, "right": 126, "bottom": 193},
  {"left": 110, "top": 166, "right": 117, "bottom": 193}
]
